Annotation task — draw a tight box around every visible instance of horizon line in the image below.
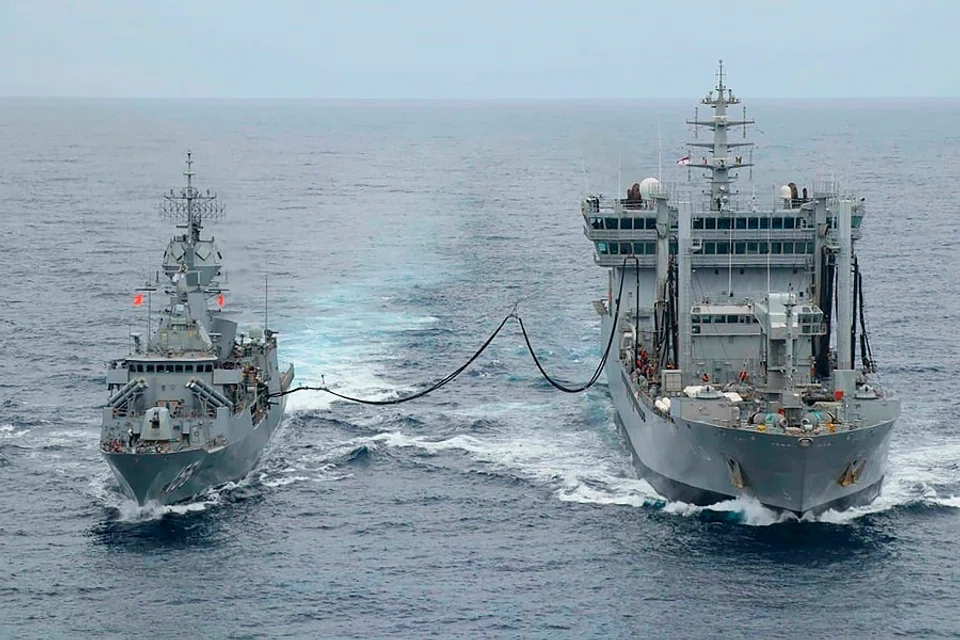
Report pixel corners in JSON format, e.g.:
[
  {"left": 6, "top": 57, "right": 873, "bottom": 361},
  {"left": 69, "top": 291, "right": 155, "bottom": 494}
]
[{"left": 0, "top": 94, "right": 957, "bottom": 102}]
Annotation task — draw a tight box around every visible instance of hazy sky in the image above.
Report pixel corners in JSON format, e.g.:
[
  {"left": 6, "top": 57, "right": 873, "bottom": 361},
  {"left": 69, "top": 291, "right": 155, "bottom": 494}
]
[{"left": 0, "top": 0, "right": 957, "bottom": 99}]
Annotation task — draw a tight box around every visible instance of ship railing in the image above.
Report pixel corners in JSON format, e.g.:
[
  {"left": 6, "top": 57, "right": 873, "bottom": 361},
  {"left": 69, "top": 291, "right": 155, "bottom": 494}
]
[
  {"left": 813, "top": 177, "right": 840, "bottom": 198},
  {"left": 582, "top": 182, "right": 685, "bottom": 212}
]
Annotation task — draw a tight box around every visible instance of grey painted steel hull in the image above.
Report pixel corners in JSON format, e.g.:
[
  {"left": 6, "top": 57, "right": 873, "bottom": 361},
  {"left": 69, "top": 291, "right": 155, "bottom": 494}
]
[
  {"left": 103, "top": 396, "right": 287, "bottom": 506},
  {"left": 602, "top": 322, "right": 893, "bottom": 515},
  {"left": 605, "top": 365, "right": 893, "bottom": 514}
]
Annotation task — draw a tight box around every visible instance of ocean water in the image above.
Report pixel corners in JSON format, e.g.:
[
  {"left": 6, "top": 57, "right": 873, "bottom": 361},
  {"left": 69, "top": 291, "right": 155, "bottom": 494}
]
[{"left": 1, "top": 97, "right": 960, "bottom": 638}]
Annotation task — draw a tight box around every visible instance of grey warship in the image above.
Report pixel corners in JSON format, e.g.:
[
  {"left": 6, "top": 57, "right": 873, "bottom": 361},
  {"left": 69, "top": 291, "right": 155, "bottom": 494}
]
[
  {"left": 582, "top": 62, "right": 899, "bottom": 515},
  {"left": 99, "top": 152, "right": 295, "bottom": 506}
]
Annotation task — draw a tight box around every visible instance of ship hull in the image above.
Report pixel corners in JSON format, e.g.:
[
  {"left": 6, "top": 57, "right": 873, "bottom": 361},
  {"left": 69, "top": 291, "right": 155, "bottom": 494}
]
[
  {"left": 605, "top": 360, "right": 893, "bottom": 516},
  {"left": 103, "top": 396, "right": 287, "bottom": 507}
]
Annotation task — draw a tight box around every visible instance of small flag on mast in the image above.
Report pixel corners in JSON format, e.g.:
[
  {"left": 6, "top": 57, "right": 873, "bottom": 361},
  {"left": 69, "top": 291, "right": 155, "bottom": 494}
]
[
  {"left": 676, "top": 155, "right": 691, "bottom": 166},
  {"left": 218, "top": 293, "right": 225, "bottom": 308},
  {"left": 133, "top": 293, "right": 144, "bottom": 307}
]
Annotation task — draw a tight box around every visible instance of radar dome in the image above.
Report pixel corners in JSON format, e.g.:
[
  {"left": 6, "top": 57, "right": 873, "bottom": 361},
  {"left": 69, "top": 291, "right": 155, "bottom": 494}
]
[
  {"left": 639, "top": 177, "right": 661, "bottom": 199},
  {"left": 779, "top": 185, "right": 792, "bottom": 200}
]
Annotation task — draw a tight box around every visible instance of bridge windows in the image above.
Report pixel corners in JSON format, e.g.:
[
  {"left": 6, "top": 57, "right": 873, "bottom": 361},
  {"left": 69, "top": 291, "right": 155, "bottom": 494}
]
[
  {"left": 688, "top": 215, "right": 811, "bottom": 231},
  {"left": 691, "top": 313, "right": 759, "bottom": 325},
  {"left": 596, "top": 238, "right": 814, "bottom": 256},
  {"left": 698, "top": 241, "right": 814, "bottom": 255},
  {"left": 127, "top": 362, "right": 216, "bottom": 373}
]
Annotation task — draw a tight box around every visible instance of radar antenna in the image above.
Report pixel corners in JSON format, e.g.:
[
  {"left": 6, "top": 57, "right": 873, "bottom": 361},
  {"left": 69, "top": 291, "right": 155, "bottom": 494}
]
[{"left": 159, "top": 150, "right": 226, "bottom": 243}]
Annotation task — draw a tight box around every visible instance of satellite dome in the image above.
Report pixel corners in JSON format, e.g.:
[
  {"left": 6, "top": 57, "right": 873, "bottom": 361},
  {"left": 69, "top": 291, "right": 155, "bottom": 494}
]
[
  {"left": 639, "top": 177, "right": 661, "bottom": 199},
  {"left": 779, "top": 185, "right": 792, "bottom": 200}
]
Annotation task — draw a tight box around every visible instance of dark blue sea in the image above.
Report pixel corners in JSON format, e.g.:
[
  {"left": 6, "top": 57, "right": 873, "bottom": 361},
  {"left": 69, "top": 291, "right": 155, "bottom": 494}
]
[{"left": 2, "top": 98, "right": 959, "bottom": 639}]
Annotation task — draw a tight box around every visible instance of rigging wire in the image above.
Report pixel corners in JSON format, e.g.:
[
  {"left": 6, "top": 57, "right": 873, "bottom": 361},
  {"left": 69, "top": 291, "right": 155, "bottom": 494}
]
[{"left": 269, "top": 258, "right": 631, "bottom": 404}]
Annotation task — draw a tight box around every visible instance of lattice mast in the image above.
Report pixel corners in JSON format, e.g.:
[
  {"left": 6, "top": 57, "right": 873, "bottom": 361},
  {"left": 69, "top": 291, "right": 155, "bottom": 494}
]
[{"left": 685, "top": 60, "right": 755, "bottom": 211}]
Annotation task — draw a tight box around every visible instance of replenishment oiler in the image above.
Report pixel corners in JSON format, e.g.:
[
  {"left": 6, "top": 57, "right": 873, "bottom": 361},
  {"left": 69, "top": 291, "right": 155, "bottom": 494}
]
[{"left": 581, "top": 62, "right": 899, "bottom": 515}]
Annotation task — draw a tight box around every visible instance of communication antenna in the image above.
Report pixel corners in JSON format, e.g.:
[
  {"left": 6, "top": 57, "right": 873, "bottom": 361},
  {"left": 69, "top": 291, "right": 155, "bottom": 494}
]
[
  {"left": 617, "top": 153, "right": 622, "bottom": 201},
  {"left": 657, "top": 122, "right": 663, "bottom": 182}
]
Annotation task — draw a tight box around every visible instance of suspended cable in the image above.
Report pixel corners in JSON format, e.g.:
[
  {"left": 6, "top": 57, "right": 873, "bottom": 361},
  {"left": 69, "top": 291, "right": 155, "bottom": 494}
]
[{"left": 269, "top": 258, "right": 633, "bottom": 403}]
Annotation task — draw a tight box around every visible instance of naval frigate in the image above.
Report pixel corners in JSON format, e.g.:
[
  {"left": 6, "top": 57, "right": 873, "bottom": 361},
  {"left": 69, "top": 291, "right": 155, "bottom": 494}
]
[
  {"left": 582, "top": 62, "right": 899, "bottom": 515},
  {"left": 99, "top": 152, "right": 295, "bottom": 506}
]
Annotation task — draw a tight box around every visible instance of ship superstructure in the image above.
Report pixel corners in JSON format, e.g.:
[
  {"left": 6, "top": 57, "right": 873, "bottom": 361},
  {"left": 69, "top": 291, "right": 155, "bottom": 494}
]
[
  {"left": 99, "top": 153, "right": 295, "bottom": 506},
  {"left": 582, "top": 62, "right": 899, "bottom": 514}
]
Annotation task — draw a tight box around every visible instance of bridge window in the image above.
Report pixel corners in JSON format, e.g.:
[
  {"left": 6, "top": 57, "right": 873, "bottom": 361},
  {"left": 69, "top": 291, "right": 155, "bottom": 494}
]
[
  {"left": 734, "top": 242, "right": 746, "bottom": 255},
  {"left": 184, "top": 364, "right": 194, "bottom": 373},
  {"left": 727, "top": 315, "right": 739, "bottom": 324},
  {"left": 771, "top": 241, "right": 782, "bottom": 254},
  {"left": 604, "top": 218, "right": 618, "bottom": 230},
  {"left": 705, "top": 218, "right": 716, "bottom": 230},
  {"left": 748, "top": 217, "right": 759, "bottom": 230},
  {"left": 716, "top": 241, "right": 729, "bottom": 255},
  {"left": 759, "top": 217, "right": 770, "bottom": 230},
  {"left": 805, "top": 241, "right": 814, "bottom": 253},
  {"left": 784, "top": 217, "right": 796, "bottom": 230},
  {"left": 174, "top": 364, "right": 184, "bottom": 373},
  {"left": 759, "top": 241, "right": 769, "bottom": 254},
  {"left": 620, "top": 218, "right": 633, "bottom": 230},
  {"left": 146, "top": 364, "right": 155, "bottom": 372},
  {"left": 589, "top": 217, "right": 602, "bottom": 229},
  {"left": 693, "top": 218, "right": 704, "bottom": 230},
  {"left": 782, "top": 242, "right": 794, "bottom": 254},
  {"left": 597, "top": 242, "right": 608, "bottom": 254},
  {"left": 645, "top": 217, "right": 657, "bottom": 230},
  {"left": 735, "top": 217, "right": 747, "bottom": 230},
  {"left": 718, "top": 218, "right": 731, "bottom": 230},
  {"left": 645, "top": 241, "right": 655, "bottom": 254},
  {"left": 747, "top": 241, "right": 758, "bottom": 254},
  {"left": 704, "top": 241, "right": 716, "bottom": 255},
  {"left": 772, "top": 217, "right": 783, "bottom": 230},
  {"left": 620, "top": 243, "right": 632, "bottom": 254}
]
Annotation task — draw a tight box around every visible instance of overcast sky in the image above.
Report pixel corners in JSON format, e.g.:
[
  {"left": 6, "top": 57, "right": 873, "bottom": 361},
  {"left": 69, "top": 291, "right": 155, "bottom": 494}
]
[{"left": 0, "top": 0, "right": 956, "bottom": 99}]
